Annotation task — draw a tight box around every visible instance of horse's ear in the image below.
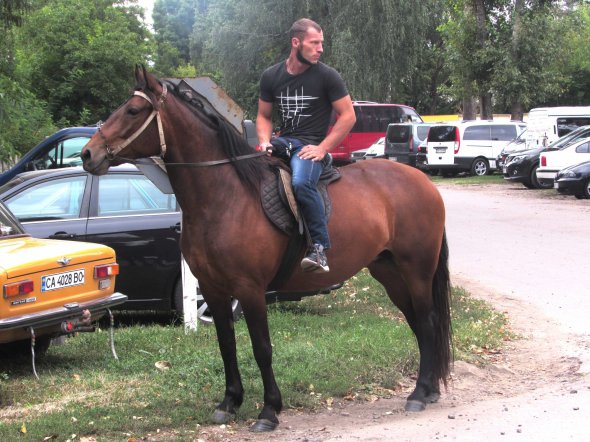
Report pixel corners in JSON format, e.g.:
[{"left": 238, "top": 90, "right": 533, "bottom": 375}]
[{"left": 135, "top": 64, "right": 147, "bottom": 90}]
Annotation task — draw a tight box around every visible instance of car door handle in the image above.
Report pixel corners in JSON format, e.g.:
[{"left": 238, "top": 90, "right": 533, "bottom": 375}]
[
  {"left": 170, "top": 223, "right": 181, "bottom": 233},
  {"left": 49, "top": 232, "right": 77, "bottom": 239}
]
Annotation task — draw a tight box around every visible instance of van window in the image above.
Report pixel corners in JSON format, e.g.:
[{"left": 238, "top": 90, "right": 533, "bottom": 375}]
[
  {"left": 387, "top": 125, "right": 411, "bottom": 143},
  {"left": 491, "top": 125, "right": 517, "bottom": 141},
  {"left": 556, "top": 117, "right": 590, "bottom": 137},
  {"left": 463, "top": 125, "right": 491, "bottom": 141},
  {"left": 428, "top": 126, "right": 456, "bottom": 142},
  {"left": 575, "top": 141, "right": 590, "bottom": 153},
  {"left": 348, "top": 106, "right": 422, "bottom": 133},
  {"left": 416, "top": 126, "right": 430, "bottom": 141}
]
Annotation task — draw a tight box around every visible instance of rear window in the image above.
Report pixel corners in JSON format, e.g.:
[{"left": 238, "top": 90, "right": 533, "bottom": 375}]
[
  {"left": 428, "top": 126, "right": 457, "bottom": 142},
  {"left": 556, "top": 117, "right": 590, "bottom": 138},
  {"left": 386, "top": 125, "right": 411, "bottom": 143}
]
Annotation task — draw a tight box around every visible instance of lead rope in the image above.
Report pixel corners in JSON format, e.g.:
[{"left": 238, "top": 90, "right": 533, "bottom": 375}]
[
  {"left": 107, "top": 308, "right": 118, "bottom": 360},
  {"left": 29, "top": 327, "right": 39, "bottom": 380}
]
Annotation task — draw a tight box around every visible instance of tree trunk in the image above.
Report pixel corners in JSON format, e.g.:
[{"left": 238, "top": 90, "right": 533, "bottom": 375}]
[
  {"left": 509, "top": 0, "right": 525, "bottom": 121},
  {"left": 473, "top": 0, "right": 493, "bottom": 119},
  {"left": 463, "top": 91, "right": 477, "bottom": 121},
  {"left": 511, "top": 100, "right": 524, "bottom": 121}
]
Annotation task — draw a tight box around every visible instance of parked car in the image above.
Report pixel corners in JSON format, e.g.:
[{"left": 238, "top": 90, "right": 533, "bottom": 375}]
[
  {"left": 554, "top": 161, "right": 590, "bottom": 199},
  {"left": 0, "top": 200, "right": 126, "bottom": 357},
  {"left": 502, "top": 125, "right": 590, "bottom": 189},
  {"left": 351, "top": 137, "right": 386, "bottom": 161},
  {"left": 0, "top": 165, "right": 182, "bottom": 313},
  {"left": 496, "top": 128, "right": 528, "bottom": 169},
  {"left": 536, "top": 137, "right": 590, "bottom": 187},
  {"left": 0, "top": 127, "right": 98, "bottom": 187},
  {"left": 423, "top": 121, "right": 527, "bottom": 176},
  {"left": 385, "top": 122, "right": 434, "bottom": 167}
]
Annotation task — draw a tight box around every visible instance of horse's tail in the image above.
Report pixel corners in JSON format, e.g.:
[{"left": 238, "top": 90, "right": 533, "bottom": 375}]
[{"left": 432, "top": 228, "right": 453, "bottom": 388}]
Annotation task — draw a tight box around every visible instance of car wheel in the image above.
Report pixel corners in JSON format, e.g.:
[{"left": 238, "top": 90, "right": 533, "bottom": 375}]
[
  {"left": 471, "top": 158, "right": 489, "bottom": 176},
  {"left": 174, "top": 278, "right": 243, "bottom": 324},
  {"left": 531, "top": 164, "right": 553, "bottom": 189},
  {"left": 196, "top": 288, "right": 243, "bottom": 325},
  {"left": 584, "top": 178, "right": 590, "bottom": 199}
]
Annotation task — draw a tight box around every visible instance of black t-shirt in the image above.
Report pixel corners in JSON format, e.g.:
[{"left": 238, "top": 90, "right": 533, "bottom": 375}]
[{"left": 259, "top": 61, "right": 349, "bottom": 145}]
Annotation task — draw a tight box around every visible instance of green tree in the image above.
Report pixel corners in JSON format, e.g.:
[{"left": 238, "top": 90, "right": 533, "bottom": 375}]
[
  {"left": 0, "top": 0, "right": 55, "bottom": 165},
  {"left": 15, "top": 0, "right": 154, "bottom": 125},
  {"left": 152, "top": 0, "right": 200, "bottom": 74}
]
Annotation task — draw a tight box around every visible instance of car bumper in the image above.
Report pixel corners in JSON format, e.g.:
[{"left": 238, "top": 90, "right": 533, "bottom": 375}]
[
  {"left": 555, "top": 178, "right": 585, "bottom": 195},
  {"left": 0, "top": 292, "right": 127, "bottom": 333},
  {"left": 536, "top": 170, "right": 557, "bottom": 180}
]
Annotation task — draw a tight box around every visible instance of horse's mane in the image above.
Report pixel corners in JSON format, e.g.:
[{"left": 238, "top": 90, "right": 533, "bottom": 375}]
[{"left": 162, "top": 80, "right": 279, "bottom": 196}]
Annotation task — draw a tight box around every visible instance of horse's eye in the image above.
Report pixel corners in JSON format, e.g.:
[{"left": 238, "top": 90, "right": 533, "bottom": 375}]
[{"left": 128, "top": 107, "right": 140, "bottom": 116}]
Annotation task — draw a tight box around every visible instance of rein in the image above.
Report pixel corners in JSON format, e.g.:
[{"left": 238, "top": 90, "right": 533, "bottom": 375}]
[{"left": 98, "top": 82, "right": 267, "bottom": 167}]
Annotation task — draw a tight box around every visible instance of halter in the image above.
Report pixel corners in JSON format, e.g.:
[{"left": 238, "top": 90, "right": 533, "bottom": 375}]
[{"left": 98, "top": 83, "right": 168, "bottom": 160}]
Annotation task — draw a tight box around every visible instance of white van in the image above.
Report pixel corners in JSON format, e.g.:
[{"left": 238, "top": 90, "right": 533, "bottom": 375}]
[
  {"left": 526, "top": 107, "right": 590, "bottom": 149},
  {"left": 424, "top": 121, "right": 527, "bottom": 176}
]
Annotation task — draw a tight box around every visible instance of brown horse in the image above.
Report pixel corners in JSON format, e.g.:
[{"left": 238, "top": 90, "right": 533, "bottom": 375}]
[{"left": 81, "top": 66, "right": 452, "bottom": 432}]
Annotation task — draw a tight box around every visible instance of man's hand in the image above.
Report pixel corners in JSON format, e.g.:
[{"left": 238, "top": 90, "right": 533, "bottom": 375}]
[
  {"left": 297, "top": 144, "right": 327, "bottom": 161},
  {"left": 257, "top": 141, "right": 273, "bottom": 156}
]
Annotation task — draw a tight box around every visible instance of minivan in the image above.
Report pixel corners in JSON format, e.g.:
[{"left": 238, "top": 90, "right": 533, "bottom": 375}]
[
  {"left": 385, "top": 122, "right": 434, "bottom": 167},
  {"left": 329, "top": 102, "right": 423, "bottom": 165},
  {"left": 525, "top": 106, "right": 590, "bottom": 149},
  {"left": 424, "top": 121, "right": 527, "bottom": 176}
]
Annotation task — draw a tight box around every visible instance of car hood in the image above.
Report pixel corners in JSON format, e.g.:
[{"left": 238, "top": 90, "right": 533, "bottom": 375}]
[
  {"left": 560, "top": 160, "right": 590, "bottom": 174},
  {"left": 0, "top": 237, "right": 115, "bottom": 279}
]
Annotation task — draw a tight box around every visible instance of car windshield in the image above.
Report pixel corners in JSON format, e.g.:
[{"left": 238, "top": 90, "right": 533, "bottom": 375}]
[{"left": 0, "top": 202, "right": 26, "bottom": 238}]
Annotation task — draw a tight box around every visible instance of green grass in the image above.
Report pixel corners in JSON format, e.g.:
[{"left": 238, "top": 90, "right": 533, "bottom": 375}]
[
  {"left": 429, "top": 172, "right": 507, "bottom": 186},
  {"left": 0, "top": 270, "right": 513, "bottom": 441}
]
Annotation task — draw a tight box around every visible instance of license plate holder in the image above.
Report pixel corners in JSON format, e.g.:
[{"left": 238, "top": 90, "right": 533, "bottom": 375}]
[{"left": 42, "top": 269, "right": 85, "bottom": 292}]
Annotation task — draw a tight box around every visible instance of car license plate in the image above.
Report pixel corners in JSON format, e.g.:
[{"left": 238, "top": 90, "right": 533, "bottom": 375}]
[
  {"left": 435, "top": 147, "right": 446, "bottom": 154},
  {"left": 503, "top": 166, "right": 507, "bottom": 174},
  {"left": 42, "top": 269, "right": 85, "bottom": 292},
  {"left": 554, "top": 182, "right": 559, "bottom": 189}
]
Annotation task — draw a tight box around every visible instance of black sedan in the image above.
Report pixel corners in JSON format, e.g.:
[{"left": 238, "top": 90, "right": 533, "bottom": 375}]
[
  {"left": 555, "top": 161, "right": 590, "bottom": 199},
  {"left": 0, "top": 165, "right": 183, "bottom": 312}
]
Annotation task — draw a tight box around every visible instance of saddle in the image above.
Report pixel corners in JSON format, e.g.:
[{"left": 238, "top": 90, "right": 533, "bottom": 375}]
[{"left": 261, "top": 158, "right": 341, "bottom": 290}]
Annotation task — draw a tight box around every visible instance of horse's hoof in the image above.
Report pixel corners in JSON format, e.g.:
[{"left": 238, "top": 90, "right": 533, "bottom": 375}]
[
  {"left": 405, "top": 399, "right": 426, "bottom": 412},
  {"left": 249, "top": 418, "right": 279, "bottom": 432},
  {"left": 211, "top": 409, "right": 235, "bottom": 424},
  {"left": 426, "top": 392, "right": 440, "bottom": 403}
]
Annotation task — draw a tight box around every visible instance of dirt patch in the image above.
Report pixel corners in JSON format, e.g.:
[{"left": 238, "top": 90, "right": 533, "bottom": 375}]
[{"left": 190, "top": 275, "right": 586, "bottom": 442}]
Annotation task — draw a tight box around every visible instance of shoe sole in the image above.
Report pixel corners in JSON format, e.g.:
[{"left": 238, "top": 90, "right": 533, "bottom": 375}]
[{"left": 301, "top": 258, "right": 330, "bottom": 273}]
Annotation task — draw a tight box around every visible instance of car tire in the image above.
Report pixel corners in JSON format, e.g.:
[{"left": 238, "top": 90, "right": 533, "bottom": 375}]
[
  {"left": 174, "top": 277, "right": 243, "bottom": 324},
  {"left": 583, "top": 178, "right": 590, "bottom": 199},
  {"left": 531, "top": 164, "right": 553, "bottom": 189},
  {"left": 471, "top": 158, "right": 489, "bottom": 176}
]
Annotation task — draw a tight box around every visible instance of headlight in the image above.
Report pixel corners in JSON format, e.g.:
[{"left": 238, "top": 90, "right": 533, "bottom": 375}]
[
  {"left": 509, "top": 155, "right": 526, "bottom": 164},
  {"left": 557, "top": 170, "right": 578, "bottom": 179}
]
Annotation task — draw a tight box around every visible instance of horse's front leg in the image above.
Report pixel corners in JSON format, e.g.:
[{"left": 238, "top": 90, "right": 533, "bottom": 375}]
[
  {"left": 208, "top": 298, "right": 244, "bottom": 424},
  {"left": 242, "top": 297, "right": 283, "bottom": 432}
]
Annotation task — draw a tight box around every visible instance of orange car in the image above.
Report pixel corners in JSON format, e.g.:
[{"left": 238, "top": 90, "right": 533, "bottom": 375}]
[{"left": 0, "top": 201, "right": 126, "bottom": 358}]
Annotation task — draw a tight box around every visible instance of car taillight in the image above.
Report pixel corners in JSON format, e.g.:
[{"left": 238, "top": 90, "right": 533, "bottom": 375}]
[
  {"left": 541, "top": 156, "right": 546, "bottom": 167},
  {"left": 454, "top": 127, "right": 461, "bottom": 154},
  {"left": 94, "top": 263, "right": 119, "bottom": 279},
  {"left": 409, "top": 138, "right": 414, "bottom": 152},
  {"left": 3, "top": 280, "right": 34, "bottom": 298}
]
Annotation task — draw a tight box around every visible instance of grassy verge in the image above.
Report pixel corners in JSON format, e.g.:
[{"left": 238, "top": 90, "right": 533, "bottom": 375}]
[
  {"left": 429, "top": 173, "right": 507, "bottom": 186},
  {"left": 0, "top": 270, "right": 513, "bottom": 441}
]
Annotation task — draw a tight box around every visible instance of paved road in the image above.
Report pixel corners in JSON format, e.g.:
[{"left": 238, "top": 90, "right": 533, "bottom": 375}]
[{"left": 440, "top": 184, "right": 590, "bottom": 339}]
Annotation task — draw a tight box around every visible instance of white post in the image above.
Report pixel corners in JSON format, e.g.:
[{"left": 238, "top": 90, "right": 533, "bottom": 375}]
[{"left": 181, "top": 256, "right": 199, "bottom": 333}]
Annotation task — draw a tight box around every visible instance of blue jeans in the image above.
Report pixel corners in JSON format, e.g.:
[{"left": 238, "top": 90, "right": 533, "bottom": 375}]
[{"left": 276, "top": 137, "right": 330, "bottom": 249}]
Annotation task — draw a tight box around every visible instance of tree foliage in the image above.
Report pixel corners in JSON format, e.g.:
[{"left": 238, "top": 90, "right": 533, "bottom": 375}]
[{"left": 15, "top": 0, "right": 154, "bottom": 126}]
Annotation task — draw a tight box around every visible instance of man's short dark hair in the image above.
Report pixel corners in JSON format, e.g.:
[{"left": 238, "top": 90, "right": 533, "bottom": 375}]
[{"left": 290, "top": 18, "right": 322, "bottom": 41}]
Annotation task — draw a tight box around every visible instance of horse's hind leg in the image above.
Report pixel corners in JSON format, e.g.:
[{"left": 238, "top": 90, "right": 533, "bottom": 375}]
[{"left": 368, "top": 256, "right": 445, "bottom": 412}]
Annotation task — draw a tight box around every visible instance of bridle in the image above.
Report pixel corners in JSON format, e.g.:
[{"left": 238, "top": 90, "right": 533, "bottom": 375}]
[
  {"left": 96, "top": 83, "right": 266, "bottom": 167},
  {"left": 98, "top": 84, "right": 169, "bottom": 160}
]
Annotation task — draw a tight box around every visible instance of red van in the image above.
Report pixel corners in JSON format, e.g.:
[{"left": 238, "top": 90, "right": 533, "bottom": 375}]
[{"left": 329, "top": 102, "right": 423, "bottom": 164}]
